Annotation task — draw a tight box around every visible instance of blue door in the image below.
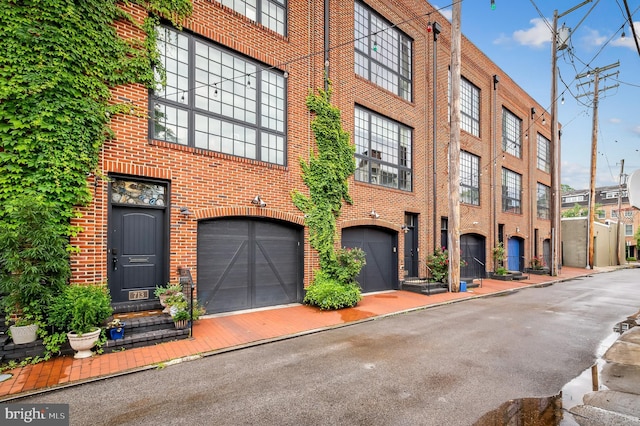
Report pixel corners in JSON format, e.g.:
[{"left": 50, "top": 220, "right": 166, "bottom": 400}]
[{"left": 508, "top": 238, "right": 520, "bottom": 271}]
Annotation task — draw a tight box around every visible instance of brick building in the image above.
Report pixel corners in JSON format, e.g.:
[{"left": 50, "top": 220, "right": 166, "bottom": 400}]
[{"left": 71, "top": 0, "right": 553, "bottom": 314}]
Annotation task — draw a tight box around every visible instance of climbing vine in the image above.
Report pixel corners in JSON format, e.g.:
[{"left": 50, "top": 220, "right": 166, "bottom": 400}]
[
  {"left": 293, "top": 81, "right": 364, "bottom": 309},
  {"left": 0, "top": 0, "right": 191, "bottom": 236},
  {"left": 292, "top": 81, "right": 356, "bottom": 273}
]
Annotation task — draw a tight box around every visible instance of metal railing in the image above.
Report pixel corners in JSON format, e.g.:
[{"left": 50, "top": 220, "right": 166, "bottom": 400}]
[{"left": 472, "top": 257, "right": 484, "bottom": 288}]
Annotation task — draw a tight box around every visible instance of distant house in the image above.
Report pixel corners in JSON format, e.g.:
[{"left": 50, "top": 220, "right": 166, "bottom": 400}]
[{"left": 561, "top": 184, "right": 638, "bottom": 259}]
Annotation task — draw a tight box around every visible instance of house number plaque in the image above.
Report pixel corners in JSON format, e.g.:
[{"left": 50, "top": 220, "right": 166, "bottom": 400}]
[{"left": 129, "top": 290, "right": 149, "bottom": 301}]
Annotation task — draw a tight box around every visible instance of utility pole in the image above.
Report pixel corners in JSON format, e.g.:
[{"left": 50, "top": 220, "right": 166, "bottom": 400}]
[
  {"left": 550, "top": 0, "right": 593, "bottom": 276},
  {"left": 617, "top": 160, "right": 625, "bottom": 265},
  {"left": 576, "top": 62, "right": 620, "bottom": 268},
  {"left": 448, "top": 0, "right": 461, "bottom": 292}
]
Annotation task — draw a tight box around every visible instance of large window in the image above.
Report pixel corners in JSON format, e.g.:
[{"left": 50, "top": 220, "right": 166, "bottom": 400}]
[
  {"left": 460, "top": 151, "right": 480, "bottom": 205},
  {"left": 502, "top": 168, "right": 522, "bottom": 214},
  {"left": 152, "top": 26, "right": 287, "bottom": 165},
  {"left": 354, "top": 107, "right": 412, "bottom": 191},
  {"left": 219, "top": 0, "right": 286, "bottom": 35},
  {"left": 537, "top": 133, "right": 550, "bottom": 172},
  {"left": 354, "top": 2, "right": 412, "bottom": 100},
  {"left": 537, "top": 183, "right": 550, "bottom": 219},
  {"left": 502, "top": 108, "right": 522, "bottom": 158},
  {"left": 461, "top": 78, "right": 480, "bottom": 136}
]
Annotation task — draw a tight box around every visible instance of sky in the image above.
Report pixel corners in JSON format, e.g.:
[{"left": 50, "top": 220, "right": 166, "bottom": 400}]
[{"left": 435, "top": 0, "right": 640, "bottom": 191}]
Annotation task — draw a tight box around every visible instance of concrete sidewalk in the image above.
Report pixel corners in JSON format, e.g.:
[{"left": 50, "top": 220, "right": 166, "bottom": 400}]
[{"left": 0, "top": 266, "right": 633, "bottom": 407}]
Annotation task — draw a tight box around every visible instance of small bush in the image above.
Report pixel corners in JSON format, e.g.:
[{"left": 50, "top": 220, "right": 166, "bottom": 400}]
[
  {"left": 304, "top": 271, "right": 361, "bottom": 310},
  {"left": 495, "top": 266, "right": 508, "bottom": 276},
  {"left": 627, "top": 257, "right": 637, "bottom": 262}
]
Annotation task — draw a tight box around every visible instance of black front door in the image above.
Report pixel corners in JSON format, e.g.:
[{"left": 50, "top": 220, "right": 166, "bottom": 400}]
[
  {"left": 109, "top": 206, "right": 166, "bottom": 303},
  {"left": 403, "top": 213, "right": 419, "bottom": 278}
]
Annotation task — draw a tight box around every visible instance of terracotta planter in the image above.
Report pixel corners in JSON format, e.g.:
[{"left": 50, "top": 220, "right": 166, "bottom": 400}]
[
  {"left": 9, "top": 323, "right": 38, "bottom": 345},
  {"left": 67, "top": 328, "right": 101, "bottom": 359}
]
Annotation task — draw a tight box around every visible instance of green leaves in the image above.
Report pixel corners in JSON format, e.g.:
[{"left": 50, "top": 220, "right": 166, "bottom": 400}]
[
  {"left": 295, "top": 80, "right": 362, "bottom": 307},
  {"left": 0, "top": 0, "right": 192, "bottom": 237}
]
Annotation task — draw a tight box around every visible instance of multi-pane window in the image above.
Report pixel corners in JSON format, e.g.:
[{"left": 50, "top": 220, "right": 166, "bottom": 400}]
[
  {"left": 460, "top": 151, "right": 479, "bottom": 205},
  {"left": 461, "top": 78, "right": 480, "bottom": 136},
  {"left": 537, "top": 133, "right": 550, "bottom": 172},
  {"left": 612, "top": 210, "right": 618, "bottom": 218},
  {"left": 625, "top": 224, "right": 633, "bottom": 236},
  {"left": 502, "top": 168, "right": 522, "bottom": 214},
  {"left": 354, "top": 2, "right": 412, "bottom": 100},
  {"left": 597, "top": 210, "right": 605, "bottom": 219},
  {"left": 152, "top": 26, "right": 287, "bottom": 165},
  {"left": 219, "top": 0, "right": 286, "bottom": 35},
  {"left": 354, "top": 107, "right": 412, "bottom": 191},
  {"left": 502, "top": 108, "right": 522, "bottom": 158},
  {"left": 537, "top": 183, "right": 550, "bottom": 219},
  {"left": 625, "top": 210, "right": 634, "bottom": 218}
]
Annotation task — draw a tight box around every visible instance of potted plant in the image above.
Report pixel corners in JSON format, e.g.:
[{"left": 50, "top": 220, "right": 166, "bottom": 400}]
[
  {"left": 492, "top": 242, "right": 506, "bottom": 274},
  {"left": 526, "top": 256, "right": 549, "bottom": 275},
  {"left": 48, "top": 284, "right": 113, "bottom": 358},
  {"left": 106, "top": 318, "right": 126, "bottom": 340},
  {"left": 172, "top": 308, "right": 190, "bottom": 330},
  {"left": 154, "top": 283, "right": 183, "bottom": 313},
  {"left": 491, "top": 266, "right": 513, "bottom": 280},
  {"left": 4, "top": 301, "right": 44, "bottom": 345},
  {"left": 425, "top": 247, "right": 468, "bottom": 284}
]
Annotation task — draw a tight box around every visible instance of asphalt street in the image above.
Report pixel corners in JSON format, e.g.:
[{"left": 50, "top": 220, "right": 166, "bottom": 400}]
[{"left": 16, "top": 268, "right": 640, "bottom": 425}]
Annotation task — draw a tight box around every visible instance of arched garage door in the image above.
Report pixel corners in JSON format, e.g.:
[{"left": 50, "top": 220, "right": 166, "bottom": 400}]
[
  {"left": 197, "top": 218, "right": 303, "bottom": 314},
  {"left": 460, "top": 233, "right": 486, "bottom": 279},
  {"left": 342, "top": 226, "right": 397, "bottom": 293}
]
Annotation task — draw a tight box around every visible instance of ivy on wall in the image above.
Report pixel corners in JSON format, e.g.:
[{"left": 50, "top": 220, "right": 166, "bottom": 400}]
[
  {"left": 0, "top": 0, "right": 191, "bottom": 236},
  {"left": 292, "top": 81, "right": 356, "bottom": 273}
]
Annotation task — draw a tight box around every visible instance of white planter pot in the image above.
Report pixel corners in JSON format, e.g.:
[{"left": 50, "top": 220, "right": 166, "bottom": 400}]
[
  {"left": 9, "top": 323, "right": 38, "bottom": 344},
  {"left": 67, "top": 328, "right": 101, "bottom": 359}
]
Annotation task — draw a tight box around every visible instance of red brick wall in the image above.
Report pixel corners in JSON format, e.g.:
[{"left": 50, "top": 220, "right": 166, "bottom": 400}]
[{"left": 70, "top": 0, "right": 552, "bottom": 289}]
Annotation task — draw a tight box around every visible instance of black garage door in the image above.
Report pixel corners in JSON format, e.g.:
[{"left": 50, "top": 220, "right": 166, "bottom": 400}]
[
  {"left": 460, "top": 233, "right": 486, "bottom": 279},
  {"left": 197, "top": 218, "right": 303, "bottom": 314},
  {"left": 342, "top": 227, "right": 397, "bottom": 293}
]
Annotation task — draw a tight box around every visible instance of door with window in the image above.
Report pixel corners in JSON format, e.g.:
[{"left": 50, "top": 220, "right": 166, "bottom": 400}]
[{"left": 108, "top": 178, "right": 168, "bottom": 304}]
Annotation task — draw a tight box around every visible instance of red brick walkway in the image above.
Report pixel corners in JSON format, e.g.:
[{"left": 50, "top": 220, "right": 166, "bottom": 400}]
[{"left": 0, "top": 267, "right": 597, "bottom": 400}]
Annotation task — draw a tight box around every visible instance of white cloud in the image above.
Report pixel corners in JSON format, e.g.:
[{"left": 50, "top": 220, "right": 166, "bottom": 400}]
[
  {"left": 632, "top": 126, "right": 640, "bottom": 136},
  {"left": 611, "top": 22, "right": 640, "bottom": 49},
  {"left": 609, "top": 118, "right": 622, "bottom": 124},
  {"left": 492, "top": 34, "right": 512, "bottom": 46},
  {"left": 432, "top": 4, "right": 452, "bottom": 21},
  {"left": 512, "top": 18, "right": 550, "bottom": 49},
  {"left": 580, "top": 28, "right": 608, "bottom": 48}
]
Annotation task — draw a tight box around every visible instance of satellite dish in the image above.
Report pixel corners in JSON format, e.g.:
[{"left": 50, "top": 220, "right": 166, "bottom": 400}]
[{"left": 628, "top": 169, "right": 640, "bottom": 209}]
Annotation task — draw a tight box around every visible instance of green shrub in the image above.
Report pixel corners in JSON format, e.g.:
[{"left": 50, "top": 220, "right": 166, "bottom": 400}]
[
  {"left": 303, "top": 271, "right": 361, "bottom": 310},
  {"left": 0, "top": 197, "right": 70, "bottom": 326},
  {"left": 48, "top": 284, "right": 113, "bottom": 335},
  {"left": 627, "top": 257, "right": 637, "bottom": 262},
  {"left": 326, "top": 247, "right": 366, "bottom": 284},
  {"left": 495, "top": 266, "right": 508, "bottom": 276}
]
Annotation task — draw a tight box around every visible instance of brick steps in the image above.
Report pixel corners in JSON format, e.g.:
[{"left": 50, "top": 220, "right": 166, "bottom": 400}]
[{"left": 1, "top": 309, "right": 190, "bottom": 363}]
